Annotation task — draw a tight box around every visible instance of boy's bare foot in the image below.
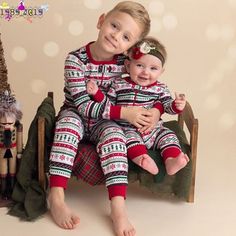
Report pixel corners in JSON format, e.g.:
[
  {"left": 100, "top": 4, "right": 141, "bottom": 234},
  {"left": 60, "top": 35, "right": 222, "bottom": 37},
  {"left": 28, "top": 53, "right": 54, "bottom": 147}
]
[
  {"left": 48, "top": 187, "right": 80, "bottom": 229},
  {"left": 132, "top": 154, "right": 159, "bottom": 175},
  {"left": 110, "top": 196, "right": 136, "bottom": 236},
  {"left": 165, "top": 152, "right": 189, "bottom": 175}
]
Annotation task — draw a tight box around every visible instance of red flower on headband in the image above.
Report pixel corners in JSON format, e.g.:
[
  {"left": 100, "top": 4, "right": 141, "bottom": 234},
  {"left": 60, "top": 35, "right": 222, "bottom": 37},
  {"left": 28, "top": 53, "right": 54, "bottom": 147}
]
[
  {"left": 132, "top": 47, "right": 144, "bottom": 59},
  {"left": 132, "top": 42, "right": 156, "bottom": 60}
]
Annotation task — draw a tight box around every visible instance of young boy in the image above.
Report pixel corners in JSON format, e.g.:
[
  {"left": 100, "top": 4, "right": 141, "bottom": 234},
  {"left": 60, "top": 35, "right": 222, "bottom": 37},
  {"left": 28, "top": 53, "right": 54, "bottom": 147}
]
[
  {"left": 87, "top": 37, "right": 189, "bottom": 176},
  {"left": 48, "top": 2, "right": 160, "bottom": 236}
]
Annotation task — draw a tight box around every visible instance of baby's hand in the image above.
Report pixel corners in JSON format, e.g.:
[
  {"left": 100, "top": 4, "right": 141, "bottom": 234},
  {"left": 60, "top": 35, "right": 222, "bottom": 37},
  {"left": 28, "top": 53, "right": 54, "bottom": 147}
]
[
  {"left": 174, "top": 92, "right": 186, "bottom": 111},
  {"left": 86, "top": 80, "right": 98, "bottom": 95},
  {"left": 138, "top": 108, "right": 161, "bottom": 134}
]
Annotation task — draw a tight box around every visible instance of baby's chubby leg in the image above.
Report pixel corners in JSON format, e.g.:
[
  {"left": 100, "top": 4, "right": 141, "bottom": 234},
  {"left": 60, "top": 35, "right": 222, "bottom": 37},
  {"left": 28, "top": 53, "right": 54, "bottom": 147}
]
[
  {"left": 48, "top": 187, "right": 80, "bottom": 229},
  {"left": 132, "top": 154, "right": 159, "bottom": 175},
  {"left": 165, "top": 152, "right": 189, "bottom": 175}
]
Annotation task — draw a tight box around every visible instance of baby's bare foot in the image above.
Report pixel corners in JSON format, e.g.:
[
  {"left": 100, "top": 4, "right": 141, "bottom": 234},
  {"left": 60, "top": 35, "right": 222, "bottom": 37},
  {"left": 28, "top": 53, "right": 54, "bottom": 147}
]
[
  {"left": 48, "top": 187, "right": 80, "bottom": 229},
  {"left": 132, "top": 154, "right": 159, "bottom": 175},
  {"left": 165, "top": 152, "right": 189, "bottom": 175},
  {"left": 110, "top": 196, "right": 136, "bottom": 236}
]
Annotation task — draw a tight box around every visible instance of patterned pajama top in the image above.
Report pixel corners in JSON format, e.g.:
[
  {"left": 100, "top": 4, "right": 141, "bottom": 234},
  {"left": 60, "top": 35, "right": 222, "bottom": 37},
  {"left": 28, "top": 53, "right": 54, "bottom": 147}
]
[
  {"left": 62, "top": 42, "right": 127, "bottom": 130},
  {"left": 93, "top": 75, "right": 181, "bottom": 128}
]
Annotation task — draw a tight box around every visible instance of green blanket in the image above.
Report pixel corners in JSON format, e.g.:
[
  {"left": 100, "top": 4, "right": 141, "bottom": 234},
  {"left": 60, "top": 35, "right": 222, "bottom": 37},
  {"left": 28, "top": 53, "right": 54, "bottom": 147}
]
[{"left": 8, "top": 97, "right": 55, "bottom": 220}]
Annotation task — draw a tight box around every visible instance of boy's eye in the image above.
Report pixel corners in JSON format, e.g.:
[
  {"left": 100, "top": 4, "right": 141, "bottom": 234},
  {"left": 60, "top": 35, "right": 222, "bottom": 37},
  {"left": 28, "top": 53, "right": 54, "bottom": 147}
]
[
  {"left": 123, "top": 35, "right": 130, "bottom": 41},
  {"left": 136, "top": 64, "right": 143, "bottom": 68}
]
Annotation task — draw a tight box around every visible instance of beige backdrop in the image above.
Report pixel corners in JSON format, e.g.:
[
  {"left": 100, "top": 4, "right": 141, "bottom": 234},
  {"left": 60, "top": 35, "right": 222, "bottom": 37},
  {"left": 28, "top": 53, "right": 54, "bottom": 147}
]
[{"left": 1, "top": 0, "right": 236, "bottom": 184}]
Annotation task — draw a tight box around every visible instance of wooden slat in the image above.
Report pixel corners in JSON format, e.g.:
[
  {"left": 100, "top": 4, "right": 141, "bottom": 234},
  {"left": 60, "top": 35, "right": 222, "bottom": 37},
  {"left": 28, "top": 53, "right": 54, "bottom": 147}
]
[
  {"left": 37, "top": 92, "right": 53, "bottom": 190},
  {"left": 187, "top": 119, "right": 198, "bottom": 202},
  {"left": 38, "top": 116, "right": 46, "bottom": 189},
  {"left": 48, "top": 91, "right": 53, "bottom": 100},
  {"left": 178, "top": 101, "right": 195, "bottom": 133},
  {"left": 178, "top": 101, "right": 199, "bottom": 203}
]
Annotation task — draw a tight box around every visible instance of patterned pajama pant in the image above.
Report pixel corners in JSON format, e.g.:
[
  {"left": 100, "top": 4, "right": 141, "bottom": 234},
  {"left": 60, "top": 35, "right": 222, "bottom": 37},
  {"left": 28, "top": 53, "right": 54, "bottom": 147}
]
[
  {"left": 49, "top": 109, "right": 128, "bottom": 193},
  {"left": 125, "top": 125, "right": 181, "bottom": 161}
]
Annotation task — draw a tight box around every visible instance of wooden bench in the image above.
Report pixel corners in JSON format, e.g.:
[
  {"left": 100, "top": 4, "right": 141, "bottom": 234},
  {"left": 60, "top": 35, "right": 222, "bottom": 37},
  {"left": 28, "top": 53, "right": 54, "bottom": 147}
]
[{"left": 37, "top": 92, "right": 198, "bottom": 202}]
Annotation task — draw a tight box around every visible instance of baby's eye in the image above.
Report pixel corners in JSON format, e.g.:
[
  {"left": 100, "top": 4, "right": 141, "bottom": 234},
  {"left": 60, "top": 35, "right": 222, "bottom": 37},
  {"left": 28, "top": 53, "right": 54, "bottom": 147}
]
[
  {"left": 136, "top": 64, "right": 143, "bottom": 67},
  {"left": 111, "top": 23, "right": 117, "bottom": 29},
  {"left": 151, "top": 67, "right": 158, "bottom": 70}
]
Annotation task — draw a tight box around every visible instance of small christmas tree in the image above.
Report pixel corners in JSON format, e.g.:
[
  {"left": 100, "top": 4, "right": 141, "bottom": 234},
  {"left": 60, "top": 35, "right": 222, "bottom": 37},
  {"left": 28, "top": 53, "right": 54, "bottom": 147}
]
[{"left": 0, "top": 32, "right": 11, "bottom": 93}]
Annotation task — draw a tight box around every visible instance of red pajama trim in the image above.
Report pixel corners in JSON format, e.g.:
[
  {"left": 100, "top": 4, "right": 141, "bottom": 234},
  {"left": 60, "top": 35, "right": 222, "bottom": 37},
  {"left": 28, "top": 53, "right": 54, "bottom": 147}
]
[
  {"left": 93, "top": 89, "right": 105, "bottom": 102},
  {"left": 154, "top": 102, "right": 164, "bottom": 115},
  {"left": 49, "top": 175, "right": 68, "bottom": 189},
  {"left": 108, "top": 184, "right": 127, "bottom": 200},
  {"left": 127, "top": 144, "right": 147, "bottom": 159},
  {"left": 110, "top": 105, "right": 121, "bottom": 119},
  {"left": 171, "top": 102, "right": 182, "bottom": 113},
  {"left": 162, "top": 147, "right": 181, "bottom": 161}
]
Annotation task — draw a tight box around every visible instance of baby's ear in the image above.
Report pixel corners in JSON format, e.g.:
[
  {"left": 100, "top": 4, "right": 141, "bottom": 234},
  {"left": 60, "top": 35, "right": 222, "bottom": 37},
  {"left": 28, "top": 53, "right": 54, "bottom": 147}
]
[
  {"left": 161, "top": 67, "right": 165, "bottom": 74},
  {"left": 97, "top": 13, "right": 106, "bottom": 29},
  {"left": 124, "top": 59, "right": 130, "bottom": 72}
]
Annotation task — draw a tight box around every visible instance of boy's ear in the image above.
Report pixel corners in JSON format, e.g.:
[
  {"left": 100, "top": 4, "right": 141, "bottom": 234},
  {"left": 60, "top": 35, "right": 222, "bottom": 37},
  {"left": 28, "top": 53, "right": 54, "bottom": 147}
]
[
  {"left": 97, "top": 14, "right": 106, "bottom": 29},
  {"left": 124, "top": 59, "right": 130, "bottom": 73},
  {"left": 123, "top": 50, "right": 128, "bottom": 56}
]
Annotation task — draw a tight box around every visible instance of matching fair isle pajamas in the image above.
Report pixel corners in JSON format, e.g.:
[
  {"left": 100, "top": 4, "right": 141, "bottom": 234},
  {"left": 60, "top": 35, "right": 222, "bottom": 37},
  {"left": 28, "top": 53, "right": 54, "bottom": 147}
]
[
  {"left": 49, "top": 42, "right": 130, "bottom": 199},
  {"left": 92, "top": 76, "right": 183, "bottom": 163}
]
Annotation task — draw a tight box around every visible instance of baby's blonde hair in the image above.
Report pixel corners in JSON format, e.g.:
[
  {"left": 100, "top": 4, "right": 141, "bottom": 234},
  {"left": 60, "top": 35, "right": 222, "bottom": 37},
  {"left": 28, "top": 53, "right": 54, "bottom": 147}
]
[{"left": 106, "top": 1, "right": 150, "bottom": 40}]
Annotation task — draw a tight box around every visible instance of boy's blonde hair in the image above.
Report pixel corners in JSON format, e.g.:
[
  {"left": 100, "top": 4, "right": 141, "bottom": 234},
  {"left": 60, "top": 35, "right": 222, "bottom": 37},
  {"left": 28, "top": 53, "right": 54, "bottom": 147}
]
[{"left": 106, "top": 1, "right": 150, "bottom": 40}]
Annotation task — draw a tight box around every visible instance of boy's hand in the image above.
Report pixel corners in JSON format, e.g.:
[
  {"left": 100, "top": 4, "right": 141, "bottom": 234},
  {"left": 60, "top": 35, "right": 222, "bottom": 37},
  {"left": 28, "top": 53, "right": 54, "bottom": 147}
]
[
  {"left": 138, "top": 108, "right": 161, "bottom": 133},
  {"left": 174, "top": 92, "right": 186, "bottom": 111},
  {"left": 86, "top": 80, "right": 98, "bottom": 95},
  {"left": 121, "top": 106, "right": 152, "bottom": 129}
]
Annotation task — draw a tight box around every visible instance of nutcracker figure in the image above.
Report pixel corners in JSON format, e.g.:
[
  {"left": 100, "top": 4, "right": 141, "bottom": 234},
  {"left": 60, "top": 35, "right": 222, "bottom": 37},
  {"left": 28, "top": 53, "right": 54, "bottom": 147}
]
[{"left": 0, "top": 90, "right": 23, "bottom": 200}]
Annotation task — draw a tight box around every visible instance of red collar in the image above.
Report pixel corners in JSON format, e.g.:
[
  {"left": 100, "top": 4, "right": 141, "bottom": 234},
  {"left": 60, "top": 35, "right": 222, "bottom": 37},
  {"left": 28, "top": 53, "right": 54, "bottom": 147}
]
[
  {"left": 86, "top": 42, "right": 119, "bottom": 65},
  {"left": 123, "top": 76, "right": 159, "bottom": 89}
]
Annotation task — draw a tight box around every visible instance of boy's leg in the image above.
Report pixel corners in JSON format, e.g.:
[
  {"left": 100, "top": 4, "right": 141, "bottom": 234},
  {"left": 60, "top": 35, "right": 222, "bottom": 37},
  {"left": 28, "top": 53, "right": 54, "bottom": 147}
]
[
  {"left": 150, "top": 127, "right": 189, "bottom": 175},
  {"left": 90, "top": 120, "right": 135, "bottom": 236},
  {"left": 125, "top": 130, "right": 158, "bottom": 175},
  {"left": 48, "top": 110, "right": 84, "bottom": 229},
  {"left": 48, "top": 186, "right": 80, "bottom": 229}
]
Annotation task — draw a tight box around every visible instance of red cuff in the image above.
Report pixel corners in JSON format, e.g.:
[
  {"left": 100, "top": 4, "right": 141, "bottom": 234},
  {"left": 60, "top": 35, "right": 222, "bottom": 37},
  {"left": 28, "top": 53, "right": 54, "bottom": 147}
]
[
  {"left": 108, "top": 184, "right": 127, "bottom": 199},
  {"left": 93, "top": 89, "right": 105, "bottom": 102},
  {"left": 162, "top": 147, "right": 181, "bottom": 161},
  {"left": 49, "top": 175, "right": 68, "bottom": 189},
  {"left": 154, "top": 102, "right": 164, "bottom": 115},
  {"left": 171, "top": 101, "right": 182, "bottom": 114},
  {"left": 127, "top": 144, "right": 147, "bottom": 159},
  {"left": 110, "top": 105, "right": 121, "bottom": 119}
]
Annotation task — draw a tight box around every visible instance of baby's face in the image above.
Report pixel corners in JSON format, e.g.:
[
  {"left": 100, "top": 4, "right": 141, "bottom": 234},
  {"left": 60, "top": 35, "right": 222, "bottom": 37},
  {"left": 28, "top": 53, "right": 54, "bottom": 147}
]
[{"left": 127, "top": 54, "right": 164, "bottom": 87}]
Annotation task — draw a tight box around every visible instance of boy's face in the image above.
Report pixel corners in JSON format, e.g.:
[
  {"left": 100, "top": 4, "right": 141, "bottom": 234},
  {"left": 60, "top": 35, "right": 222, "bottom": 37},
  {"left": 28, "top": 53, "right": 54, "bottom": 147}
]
[
  {"left": 97, "top": 11, "right": 142, "bottom": 56},
  {"left": 126, "top": 54, "right": 164, "bottom": 87}
]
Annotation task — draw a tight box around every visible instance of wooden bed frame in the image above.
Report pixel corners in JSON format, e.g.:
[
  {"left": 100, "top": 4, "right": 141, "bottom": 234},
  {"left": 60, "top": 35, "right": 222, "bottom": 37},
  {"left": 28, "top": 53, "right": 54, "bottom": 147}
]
[{"left": 37, "top": 92, "right": 198, "bottom": 202}]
